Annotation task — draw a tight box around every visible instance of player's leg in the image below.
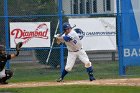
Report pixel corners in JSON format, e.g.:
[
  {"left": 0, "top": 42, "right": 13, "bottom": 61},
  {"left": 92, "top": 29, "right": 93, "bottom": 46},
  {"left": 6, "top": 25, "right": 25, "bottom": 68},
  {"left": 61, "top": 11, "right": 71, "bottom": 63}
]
[
  {"left": 78, "top": 50, "right": 95, "bottom": 81},
  {"left": 0, "top": 69, "right": 6, "bottom": 84},
  {"left": 0, "top": 69, "right": 13, "bottom": 84},
  {"left": 86, "top": 64, "right": 95, "bottom": 81},
  {"left": 57, "top": 52, "right": 77, "bottom": 82}
]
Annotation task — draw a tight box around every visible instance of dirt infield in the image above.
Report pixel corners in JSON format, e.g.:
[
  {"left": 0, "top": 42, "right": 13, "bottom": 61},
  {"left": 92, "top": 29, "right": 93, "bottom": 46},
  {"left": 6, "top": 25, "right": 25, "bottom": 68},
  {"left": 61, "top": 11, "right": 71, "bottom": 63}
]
[{"left": 0, "top": 78, "right": 140, "bottom": 88}]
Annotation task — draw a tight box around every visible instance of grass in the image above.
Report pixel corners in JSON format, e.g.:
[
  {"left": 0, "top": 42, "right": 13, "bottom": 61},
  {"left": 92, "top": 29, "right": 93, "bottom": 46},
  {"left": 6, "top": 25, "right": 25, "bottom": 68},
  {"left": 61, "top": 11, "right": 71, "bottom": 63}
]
[
  {"left": 0, "top": 61, "right": 140, "bottom": 93},
  {"left": 0, "top": 85, "right": 140, "bottom": 93},
  {"left": 10, "top": 66, "right": 60, "bottom": 82},
  {"left": 9, "top": 61, "right": 140, "bottom": 83},
  {"left": 9, "top": 61, "right": 118, "bottom": 83}
]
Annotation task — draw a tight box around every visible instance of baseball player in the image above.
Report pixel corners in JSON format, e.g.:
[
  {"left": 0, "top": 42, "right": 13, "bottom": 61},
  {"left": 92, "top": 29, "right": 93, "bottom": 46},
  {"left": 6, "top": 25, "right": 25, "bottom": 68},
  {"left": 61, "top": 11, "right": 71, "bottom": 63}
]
[
  {"left": 0, "top": 43, "right": 22, "bottom": 84},
  {"left": 54, "top": 22, "right": 95, "bottom": 82}
]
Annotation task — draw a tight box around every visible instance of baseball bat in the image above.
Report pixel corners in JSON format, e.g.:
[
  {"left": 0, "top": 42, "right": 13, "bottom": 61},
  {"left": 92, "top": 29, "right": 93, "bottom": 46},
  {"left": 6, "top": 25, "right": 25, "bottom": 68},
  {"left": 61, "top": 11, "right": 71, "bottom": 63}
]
[
  {"left": 45, "top": 23, "right": 75, "bottom": 64},
  {"left": 72, "top": 24, "right": 76, "bottom": 28},
  {"left": 45, "top": 20, "right": 59, "bottom": 65}
]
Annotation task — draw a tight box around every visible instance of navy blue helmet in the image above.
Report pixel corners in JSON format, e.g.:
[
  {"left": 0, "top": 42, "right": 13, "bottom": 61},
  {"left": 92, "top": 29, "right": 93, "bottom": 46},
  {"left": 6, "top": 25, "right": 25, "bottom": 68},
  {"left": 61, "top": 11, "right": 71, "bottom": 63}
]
[
  {"left": 63, "top": 22, "right": 72, "bottom": 31},
  {"left": 74, "top": 28, "right": 84, "bottom": 40}
]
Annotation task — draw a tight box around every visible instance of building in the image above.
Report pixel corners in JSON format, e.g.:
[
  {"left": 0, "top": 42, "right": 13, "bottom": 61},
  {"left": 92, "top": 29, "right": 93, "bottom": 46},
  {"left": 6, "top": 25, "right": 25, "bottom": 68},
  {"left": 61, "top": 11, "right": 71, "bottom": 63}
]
[{"left": 62, "top": 0, "right": 116, "bottom": 14}]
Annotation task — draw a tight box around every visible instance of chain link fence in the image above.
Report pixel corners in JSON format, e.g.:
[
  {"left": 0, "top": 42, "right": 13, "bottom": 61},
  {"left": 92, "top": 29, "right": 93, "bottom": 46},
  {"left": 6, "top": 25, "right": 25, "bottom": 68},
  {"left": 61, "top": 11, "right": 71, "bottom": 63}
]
[{"left": 0, "top": 0, "right": 129, "bottom": 82}]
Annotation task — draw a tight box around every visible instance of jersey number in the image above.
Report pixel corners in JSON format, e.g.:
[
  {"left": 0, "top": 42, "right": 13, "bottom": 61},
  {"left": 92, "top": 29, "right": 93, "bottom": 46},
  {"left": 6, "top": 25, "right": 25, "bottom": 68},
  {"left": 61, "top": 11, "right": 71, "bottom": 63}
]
[{"left": 73, "top": 40, "right": 77, "bottom": 44}]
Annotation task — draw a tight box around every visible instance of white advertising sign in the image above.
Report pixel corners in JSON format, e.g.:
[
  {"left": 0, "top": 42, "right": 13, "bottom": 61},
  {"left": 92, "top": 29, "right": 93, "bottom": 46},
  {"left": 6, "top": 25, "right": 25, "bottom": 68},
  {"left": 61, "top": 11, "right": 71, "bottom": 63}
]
[
  {"left": 69, "top": 17, "right": 116, "bottom": 51},
  {"left": 10, "top": 22, "right": 50, "bottom": 48}
]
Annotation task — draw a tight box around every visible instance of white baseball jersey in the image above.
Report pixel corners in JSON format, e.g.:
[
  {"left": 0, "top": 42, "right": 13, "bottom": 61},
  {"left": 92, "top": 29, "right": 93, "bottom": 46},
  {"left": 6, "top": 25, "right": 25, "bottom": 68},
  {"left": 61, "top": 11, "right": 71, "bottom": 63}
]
[
  {"left": 61, "top": 29, "right": 91, "bottom": 71},
  {"left": 62, "top": 29, "right": 83, "bottom": 52}
]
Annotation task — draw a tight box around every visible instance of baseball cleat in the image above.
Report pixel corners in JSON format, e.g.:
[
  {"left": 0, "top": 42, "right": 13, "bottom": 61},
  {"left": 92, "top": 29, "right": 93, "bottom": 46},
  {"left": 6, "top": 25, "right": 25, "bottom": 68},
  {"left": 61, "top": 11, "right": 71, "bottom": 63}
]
[
  {"left": 0, "top": 81, "right": 8, "bottom": 85},
  {"left": 56, "top": 77, "right": 63, "bottom": 82},
  {"left": 89, "top": 77, "right": 96, "bottom": 81},
  {"left": 88, "top": 72, "right": 96, "bottom": 81}
]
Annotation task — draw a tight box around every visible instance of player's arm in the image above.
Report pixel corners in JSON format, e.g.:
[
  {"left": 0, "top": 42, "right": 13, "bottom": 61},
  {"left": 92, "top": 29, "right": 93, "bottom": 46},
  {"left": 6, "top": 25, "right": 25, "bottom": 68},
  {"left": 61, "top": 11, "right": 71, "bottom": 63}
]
[
  {"left": 10, "top": 54, "right": 17, "bottom": 58},
  {"left": 63, "top": 35, "right": 73, "bottom": 42},
  {"left": 6, "top": 51, "right": 20, "bottom": 60},
  {"left": 54, "top": 34, "right": 65, "bottom": 44},
  {"left": 56, "top": 37, "right": 62, "bottom": 44},
  {"left": 55, "top": 35, "right": 72, "bottom": 43},
  {"left": 56, "top": 36, "right": 64, "bottom": 41},
  {"left": 8, "top": 42, "right": 23, "bottom": 59},
  {"left": 10, "top": 51, "right": 19, "bottom": 58}
]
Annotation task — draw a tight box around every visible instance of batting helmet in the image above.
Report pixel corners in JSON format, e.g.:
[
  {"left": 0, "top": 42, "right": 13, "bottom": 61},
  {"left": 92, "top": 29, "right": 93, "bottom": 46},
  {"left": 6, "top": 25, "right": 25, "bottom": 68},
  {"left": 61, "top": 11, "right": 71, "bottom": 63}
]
[
  {"left": 63, "top": 22, "right": 72, "bottom": 31},
  {"left": 0, "top": 45, "right": 5, "bottom": 51},
  {"left": 74, "top": 28, "right": 84, "bottom": 40}
]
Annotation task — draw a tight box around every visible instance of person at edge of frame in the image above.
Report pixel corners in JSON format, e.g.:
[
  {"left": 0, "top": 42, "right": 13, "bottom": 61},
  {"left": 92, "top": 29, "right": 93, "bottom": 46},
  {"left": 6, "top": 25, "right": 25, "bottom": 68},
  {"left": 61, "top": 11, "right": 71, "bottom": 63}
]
[{"left": 0, "top": 45, "right": 19, "bottom": 84}]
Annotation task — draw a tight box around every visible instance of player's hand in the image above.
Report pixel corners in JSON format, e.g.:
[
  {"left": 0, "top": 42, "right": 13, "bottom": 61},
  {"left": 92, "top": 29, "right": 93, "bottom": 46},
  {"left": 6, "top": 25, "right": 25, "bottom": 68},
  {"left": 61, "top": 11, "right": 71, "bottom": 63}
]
[
  {"left": 15, "top": 42, "right": 23, "bottom": 56},
  {"left": 16, "top": 42, "right": 23, "bottom": 51},
  {"left": 54, "top": 34, "right": 60, "bottom": 38},
  {"left": 15, "top": 51, "right": 19, "bottom": 56}
]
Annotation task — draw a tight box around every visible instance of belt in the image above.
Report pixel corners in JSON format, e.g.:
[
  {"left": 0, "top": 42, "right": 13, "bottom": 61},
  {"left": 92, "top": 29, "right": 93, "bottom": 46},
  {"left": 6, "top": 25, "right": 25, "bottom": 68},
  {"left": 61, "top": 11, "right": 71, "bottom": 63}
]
[{"left": 68, "top": 48, "right": 82, "bottom": 52}]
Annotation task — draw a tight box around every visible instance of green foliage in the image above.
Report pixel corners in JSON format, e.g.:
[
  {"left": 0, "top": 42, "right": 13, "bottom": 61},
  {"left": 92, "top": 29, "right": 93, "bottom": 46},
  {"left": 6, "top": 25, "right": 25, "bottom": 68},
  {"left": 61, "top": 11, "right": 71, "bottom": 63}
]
[
  {"left": 35, "top": 49, "right": 61, "bottom": 68},
  {"left": 34, "top": 48, "right": 67, "bottom": 68},
  {"left": 0, "top": 1, "right": 3, "bottom": 15},
  {"left": 35, "top": 50, "right": 48, "bottom": 64},
  {"left": 8, "top": 0, "right": 57, "bottom": 15},
  {"left": 0, "top": 18, "right": 5, "bottom": 44}
]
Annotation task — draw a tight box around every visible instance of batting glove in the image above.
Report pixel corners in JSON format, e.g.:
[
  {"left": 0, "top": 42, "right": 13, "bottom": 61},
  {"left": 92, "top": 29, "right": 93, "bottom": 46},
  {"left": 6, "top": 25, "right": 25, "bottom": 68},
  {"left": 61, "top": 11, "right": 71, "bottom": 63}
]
[{"left": 54, "top": 34, "right": 60, "bottom": 38}]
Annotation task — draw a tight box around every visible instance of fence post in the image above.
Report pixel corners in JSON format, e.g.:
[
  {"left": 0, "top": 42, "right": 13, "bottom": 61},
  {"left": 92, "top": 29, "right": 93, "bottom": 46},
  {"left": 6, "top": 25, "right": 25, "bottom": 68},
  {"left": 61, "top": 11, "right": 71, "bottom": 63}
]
[
  {"left": 58, "top": 0, "right": 64, "bottom": 73},
  {"left": 116, "top": 0, "right": 125, "bottom": 75},
  {"left": 4, "top": 0, "right": 10, "bottom": 69}
]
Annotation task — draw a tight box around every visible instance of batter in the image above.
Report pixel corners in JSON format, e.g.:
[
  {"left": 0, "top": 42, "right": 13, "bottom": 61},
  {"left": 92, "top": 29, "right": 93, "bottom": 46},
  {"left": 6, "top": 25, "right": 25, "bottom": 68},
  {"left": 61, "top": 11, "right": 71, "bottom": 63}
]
[{"left": 54, "top": 22, "right": 96, "bottom": 82}]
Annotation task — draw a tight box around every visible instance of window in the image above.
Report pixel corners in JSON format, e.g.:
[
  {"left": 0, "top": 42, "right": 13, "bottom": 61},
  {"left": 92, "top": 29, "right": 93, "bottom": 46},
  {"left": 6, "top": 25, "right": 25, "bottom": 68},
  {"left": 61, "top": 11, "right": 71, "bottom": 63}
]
[
  {"left": 106, "top": 0, "right": 111, "bottom": 11},
  {"left": 93, "top": 0, "right": 97, "bottom": 13},
  {"left": 73, "top": 0, "right": 78, "bottom": 14},
  {"left": 103, "top": 0, "right": 111, "bottom": 12},
  {"left": 86, "top": 0, "right": 90, "bottom": 14},
  {"left": 103, "top": 0, "right": 105, "bottom": 12},
  {"left": 71, "top": 0, "right": 98, "bottom": 14},
  {"left": 70, "top": 0, "right": 73, "bottom": 14},
  {"left": 80, "top": 0, "right": 85, "bottom": 14}
]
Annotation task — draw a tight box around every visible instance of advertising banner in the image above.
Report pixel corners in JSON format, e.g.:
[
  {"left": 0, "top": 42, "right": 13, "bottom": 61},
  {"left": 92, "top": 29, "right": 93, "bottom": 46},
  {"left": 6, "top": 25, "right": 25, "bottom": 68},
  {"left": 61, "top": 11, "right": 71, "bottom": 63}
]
[
  {"left": 10, "top": 22, "right": 50, "bottom": 48},
  {"left": 69, "top": 17, "right": 116, "bottom": 51},
  {"left": 121, "top": 0, "right": 140, "bottom": 66}
]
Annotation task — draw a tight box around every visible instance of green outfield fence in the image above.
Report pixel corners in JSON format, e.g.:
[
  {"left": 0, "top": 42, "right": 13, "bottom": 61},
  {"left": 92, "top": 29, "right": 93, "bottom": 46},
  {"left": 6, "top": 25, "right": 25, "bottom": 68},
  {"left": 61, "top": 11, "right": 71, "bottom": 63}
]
[{"left": 0, "top": 0, "right": 139, "bottom": 82}]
